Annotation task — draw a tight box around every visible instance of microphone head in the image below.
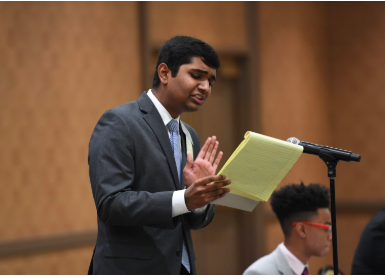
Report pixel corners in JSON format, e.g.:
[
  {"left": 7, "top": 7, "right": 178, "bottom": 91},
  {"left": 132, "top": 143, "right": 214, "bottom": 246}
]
[
  {"left": 286, "top": 137, "right": 300, "bottom": 145},
  {"left": 350, "top": 153, "right": 361, "bottom": 162}
]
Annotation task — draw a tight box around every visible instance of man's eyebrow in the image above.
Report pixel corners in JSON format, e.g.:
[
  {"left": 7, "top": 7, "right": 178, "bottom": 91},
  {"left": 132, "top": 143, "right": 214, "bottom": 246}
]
[
  {"left": 192, "top": 69, "right": 216, "bottom": 81},
  {"left": 325, "top": 221, "right": 332, "bottom": 225}
]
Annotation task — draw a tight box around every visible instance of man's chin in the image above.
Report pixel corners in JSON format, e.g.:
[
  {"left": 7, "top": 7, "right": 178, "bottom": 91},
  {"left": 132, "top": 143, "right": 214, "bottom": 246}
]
[
  {"left": 314, "top": 247, "right": 330, "bottom": 257},
  {"left": 186, "top": 104, "right": 201, "bottom": 112},
  {"left": 321, "top": 246, "right": 331, "bottom": 256}
]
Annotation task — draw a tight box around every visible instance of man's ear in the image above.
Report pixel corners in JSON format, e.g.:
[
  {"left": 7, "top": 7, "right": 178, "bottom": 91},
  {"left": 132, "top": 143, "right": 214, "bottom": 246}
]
[
  {"left": 158, "top": 63, "right": 170, "bottom": 85},
  {"left": 294, "top": 222, "right": 307, "bottom": 238}
]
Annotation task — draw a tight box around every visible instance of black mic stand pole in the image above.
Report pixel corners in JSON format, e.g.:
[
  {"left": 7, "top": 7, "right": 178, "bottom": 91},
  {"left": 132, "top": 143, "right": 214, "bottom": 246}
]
[{"left": 319, "top": 150, "right": 339, "bottom": 275}]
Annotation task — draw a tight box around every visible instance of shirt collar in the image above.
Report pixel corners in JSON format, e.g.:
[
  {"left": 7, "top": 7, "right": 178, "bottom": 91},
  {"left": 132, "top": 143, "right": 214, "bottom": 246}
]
[
  {"left": 147, "top": 89, "right": 193, "bottom": 145},
  {"left": 279, "top": 242, "right": 309, "bottom": 275},
  {"left": 147, "top": 89, "right": 180, "bottom": 126}
]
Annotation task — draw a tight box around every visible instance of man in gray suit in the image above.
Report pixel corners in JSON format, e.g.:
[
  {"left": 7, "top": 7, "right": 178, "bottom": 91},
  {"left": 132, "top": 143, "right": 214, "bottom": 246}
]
[
  {"left": 243, "top": 183, "right": 331, "bottom": 275},
  {"left": 88, "top": 36, "right": 231, "bottom": 274}
]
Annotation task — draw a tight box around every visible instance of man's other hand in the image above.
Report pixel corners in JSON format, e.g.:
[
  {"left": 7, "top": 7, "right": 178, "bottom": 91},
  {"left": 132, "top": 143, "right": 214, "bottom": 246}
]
[
  {"left": 184, "top": 175, "right": 231, "bottom": 210},
  {"left": 183, "top": 136, "right": 223, "bottom": 187}
]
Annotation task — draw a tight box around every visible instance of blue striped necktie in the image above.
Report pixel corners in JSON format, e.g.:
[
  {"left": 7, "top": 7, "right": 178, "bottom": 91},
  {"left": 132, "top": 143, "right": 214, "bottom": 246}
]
[{"left": 168, "top": 119, "right": 190, "bottom": 273}]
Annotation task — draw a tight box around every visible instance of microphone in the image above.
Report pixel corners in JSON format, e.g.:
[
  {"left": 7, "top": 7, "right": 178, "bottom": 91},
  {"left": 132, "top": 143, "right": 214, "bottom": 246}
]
[{"left": 286, "top": 137, "right": 361, "bottom": 162}]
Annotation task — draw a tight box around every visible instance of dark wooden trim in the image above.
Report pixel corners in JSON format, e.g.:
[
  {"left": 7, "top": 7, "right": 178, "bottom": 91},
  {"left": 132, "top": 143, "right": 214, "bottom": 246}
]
[
  {"left": 237, "top": 1, "right": 265, "bottom": 270},
  {"left": 265, "top": 201, "right": 385, "bottom": 221},
  {"left": 138, "top": 1, "right": 150, "bottom": 91},
  {"left": 335, "top": 201, "right": 384, "bottom": 213},
  {"left": 246, "top": 1, "right": 261, "bottom": 133},
  {"left": 0, "top": 229, "right": 97, "bottom": 259}
]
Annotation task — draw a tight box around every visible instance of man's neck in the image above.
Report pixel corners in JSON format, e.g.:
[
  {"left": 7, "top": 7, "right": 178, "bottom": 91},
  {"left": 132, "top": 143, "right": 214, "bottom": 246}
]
[
  {"left": 284, "top": 239, "right": 310, "bottom": 265},
  {"left": 151, "top": 87, "right": 180, "bottom": 118}
]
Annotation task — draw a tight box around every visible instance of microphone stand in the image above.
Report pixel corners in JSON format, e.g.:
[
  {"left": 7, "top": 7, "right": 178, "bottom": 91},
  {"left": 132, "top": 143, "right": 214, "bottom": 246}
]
[{"left": 319, "top": 150, "right": 339, "bottom": 275}]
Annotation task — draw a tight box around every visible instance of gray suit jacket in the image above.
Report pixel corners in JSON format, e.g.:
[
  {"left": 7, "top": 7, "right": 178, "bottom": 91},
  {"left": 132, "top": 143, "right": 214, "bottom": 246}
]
[
  {"left": 88, "top": 92, "right": 215, "bottom": 274},
  {"left": 243, "top": 245, "right": 293, "bottom": 275}
]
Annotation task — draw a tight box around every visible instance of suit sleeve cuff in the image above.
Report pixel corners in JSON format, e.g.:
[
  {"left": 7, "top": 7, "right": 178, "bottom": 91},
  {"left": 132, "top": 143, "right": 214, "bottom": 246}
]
[
  {"left": 191, "top": 205, "right": 208, "bottom": 215},
  {"left": 172, "top": 189, "right": 190, "bottom": 217}
]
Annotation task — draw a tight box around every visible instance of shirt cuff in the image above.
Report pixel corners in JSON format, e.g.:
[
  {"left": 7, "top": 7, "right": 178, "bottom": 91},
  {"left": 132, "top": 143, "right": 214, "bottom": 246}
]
[{"left": 172, "top": 189, "right": 190, "bottom": 217}]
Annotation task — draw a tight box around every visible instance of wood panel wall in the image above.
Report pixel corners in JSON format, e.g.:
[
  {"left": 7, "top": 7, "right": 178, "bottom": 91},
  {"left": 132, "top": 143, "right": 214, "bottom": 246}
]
[
  {"left": 258, "top": 2, "right": 385, "bottom": 274},
  {"left": 1, "top": 1, "right": 385, "bottom": 275},
  {"left": 330, "top": 2, "right": 385, "bottom": 272},
  {"left": 0, "top": 2, "right": 140, "bottom": 274},
  {"left": 147, "top": 2, "right": 248, "bottom": 52},
  {"left": 257, "top": 2, "right": 334, "bottom": 274}
]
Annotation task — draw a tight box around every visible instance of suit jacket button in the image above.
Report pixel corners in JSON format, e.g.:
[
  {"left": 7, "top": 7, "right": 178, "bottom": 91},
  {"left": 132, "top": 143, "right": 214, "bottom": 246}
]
[{"left": 176, "top": 249, "right": 182, "bottom": 256}]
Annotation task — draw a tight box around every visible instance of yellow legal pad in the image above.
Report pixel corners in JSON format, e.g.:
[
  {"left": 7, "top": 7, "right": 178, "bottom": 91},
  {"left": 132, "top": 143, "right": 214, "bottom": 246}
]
[{"left": 217, "top": 131, "right": 303, "bottom": 202}]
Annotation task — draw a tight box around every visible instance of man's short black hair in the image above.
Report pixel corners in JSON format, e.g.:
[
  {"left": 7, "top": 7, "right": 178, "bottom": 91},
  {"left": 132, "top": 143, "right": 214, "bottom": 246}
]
[
  {"left": 271, "top": 183, "right": 330, "bottom": 236},
  {"left": 152, "top": 35, "right": 220, "bottom": 88}
]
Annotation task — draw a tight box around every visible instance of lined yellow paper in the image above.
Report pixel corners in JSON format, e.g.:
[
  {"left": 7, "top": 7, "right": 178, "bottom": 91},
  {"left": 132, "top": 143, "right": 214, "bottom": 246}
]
[{"left": 217, "top": 131, "right": 303, "bottom": 202}]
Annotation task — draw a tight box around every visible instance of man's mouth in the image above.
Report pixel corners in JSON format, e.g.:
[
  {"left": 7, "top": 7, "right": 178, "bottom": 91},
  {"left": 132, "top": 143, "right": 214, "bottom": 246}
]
[{"left": 192, "top": 95, "right": 205, "bottom": 105}]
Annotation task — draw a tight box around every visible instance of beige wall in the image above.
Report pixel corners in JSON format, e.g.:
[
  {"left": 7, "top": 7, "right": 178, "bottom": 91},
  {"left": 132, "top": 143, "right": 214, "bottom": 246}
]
[
  {"left": 257, "top": 2, "right": 334, "bottom": 274},
  {"left": 0, "top": 2, "right": 140, "bottom": 273},
  {"left": 258, "top": 2, "right": 385, "bottom": 274},
  {"left": 258, "top": 1, "right": 331, "bottom": 185},
  {"left": 147, "top": 2, "right": 248, "bottom": 52},
  {"left": 330, "top": 2, "right": 385, "bottom": 272},
  {"left": 331, "top": 2, "right": 385, "bottom": 201},
  {"left": 1, "top": 1, "right": 385, "bottom": 275}
]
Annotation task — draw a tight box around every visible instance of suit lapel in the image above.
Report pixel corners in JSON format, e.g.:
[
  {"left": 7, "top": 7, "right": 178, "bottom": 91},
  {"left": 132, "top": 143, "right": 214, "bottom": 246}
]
[{"left": 138, "top": 92, "right": 180, "bottom": 190}]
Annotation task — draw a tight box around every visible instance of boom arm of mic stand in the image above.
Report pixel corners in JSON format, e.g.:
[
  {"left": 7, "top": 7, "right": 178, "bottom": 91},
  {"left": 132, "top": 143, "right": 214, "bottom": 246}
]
[{"left": 319, "top": 150, "right": 339, "bottom": 275}]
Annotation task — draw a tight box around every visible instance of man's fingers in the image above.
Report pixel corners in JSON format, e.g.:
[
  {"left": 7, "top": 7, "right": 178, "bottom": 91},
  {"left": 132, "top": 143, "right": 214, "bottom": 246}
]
[
  {"left": 197, "top": 137, "right": 212, "bottom": 159},
  {"left": 207, "top": 188, "right": 230, "bottom": 199},
  {"left": 212, "top": 151, "right": 223, "bottom": 172},
  {"left": 218, "top": 192, "right": 228, "bottom": 198},
  {"left": 204, "top": 136, "right": 216, "bottom": 160},
  {"left": 205, "top": 190, "right": 230, "bottom": 204},
  {"left": 197, "top": 136, "right": 222, "bottom": 164},
  {"left": 208, "top": 141, "right": 219, "bottom": 164},
  {"left": 195, "top": 174, "right": 226, "bottom": 186},
  {"left": 205, "top": 180, "right": 231, "bottom": 192}
]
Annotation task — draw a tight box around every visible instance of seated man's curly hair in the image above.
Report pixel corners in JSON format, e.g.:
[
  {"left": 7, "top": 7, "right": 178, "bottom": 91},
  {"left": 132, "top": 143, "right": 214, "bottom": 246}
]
[{"left": 271, "top": 182, "right": 330, "bottom": 236}]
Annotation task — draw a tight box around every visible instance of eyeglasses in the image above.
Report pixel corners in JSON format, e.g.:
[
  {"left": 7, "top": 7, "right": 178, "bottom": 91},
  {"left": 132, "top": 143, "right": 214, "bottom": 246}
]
[{"left": 292, "top": 221, "right": 332, "bottom": 235}]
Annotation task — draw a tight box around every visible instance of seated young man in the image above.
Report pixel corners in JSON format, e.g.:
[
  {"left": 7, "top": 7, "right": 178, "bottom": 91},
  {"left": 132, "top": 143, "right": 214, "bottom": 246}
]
[{"left": 243, "top": 183, "right": 332, "bottom": 275}]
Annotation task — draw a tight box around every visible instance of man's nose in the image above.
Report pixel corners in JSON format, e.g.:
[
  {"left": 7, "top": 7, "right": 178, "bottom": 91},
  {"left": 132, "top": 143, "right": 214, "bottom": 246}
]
[{"left": 198, "top": 80, "right": 210, "bottom": 94}]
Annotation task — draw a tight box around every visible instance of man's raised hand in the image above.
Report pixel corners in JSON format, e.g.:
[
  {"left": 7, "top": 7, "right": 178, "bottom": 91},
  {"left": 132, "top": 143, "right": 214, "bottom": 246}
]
[{"left": 183, "top": 136, "right": 223, "bottom": 187}]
